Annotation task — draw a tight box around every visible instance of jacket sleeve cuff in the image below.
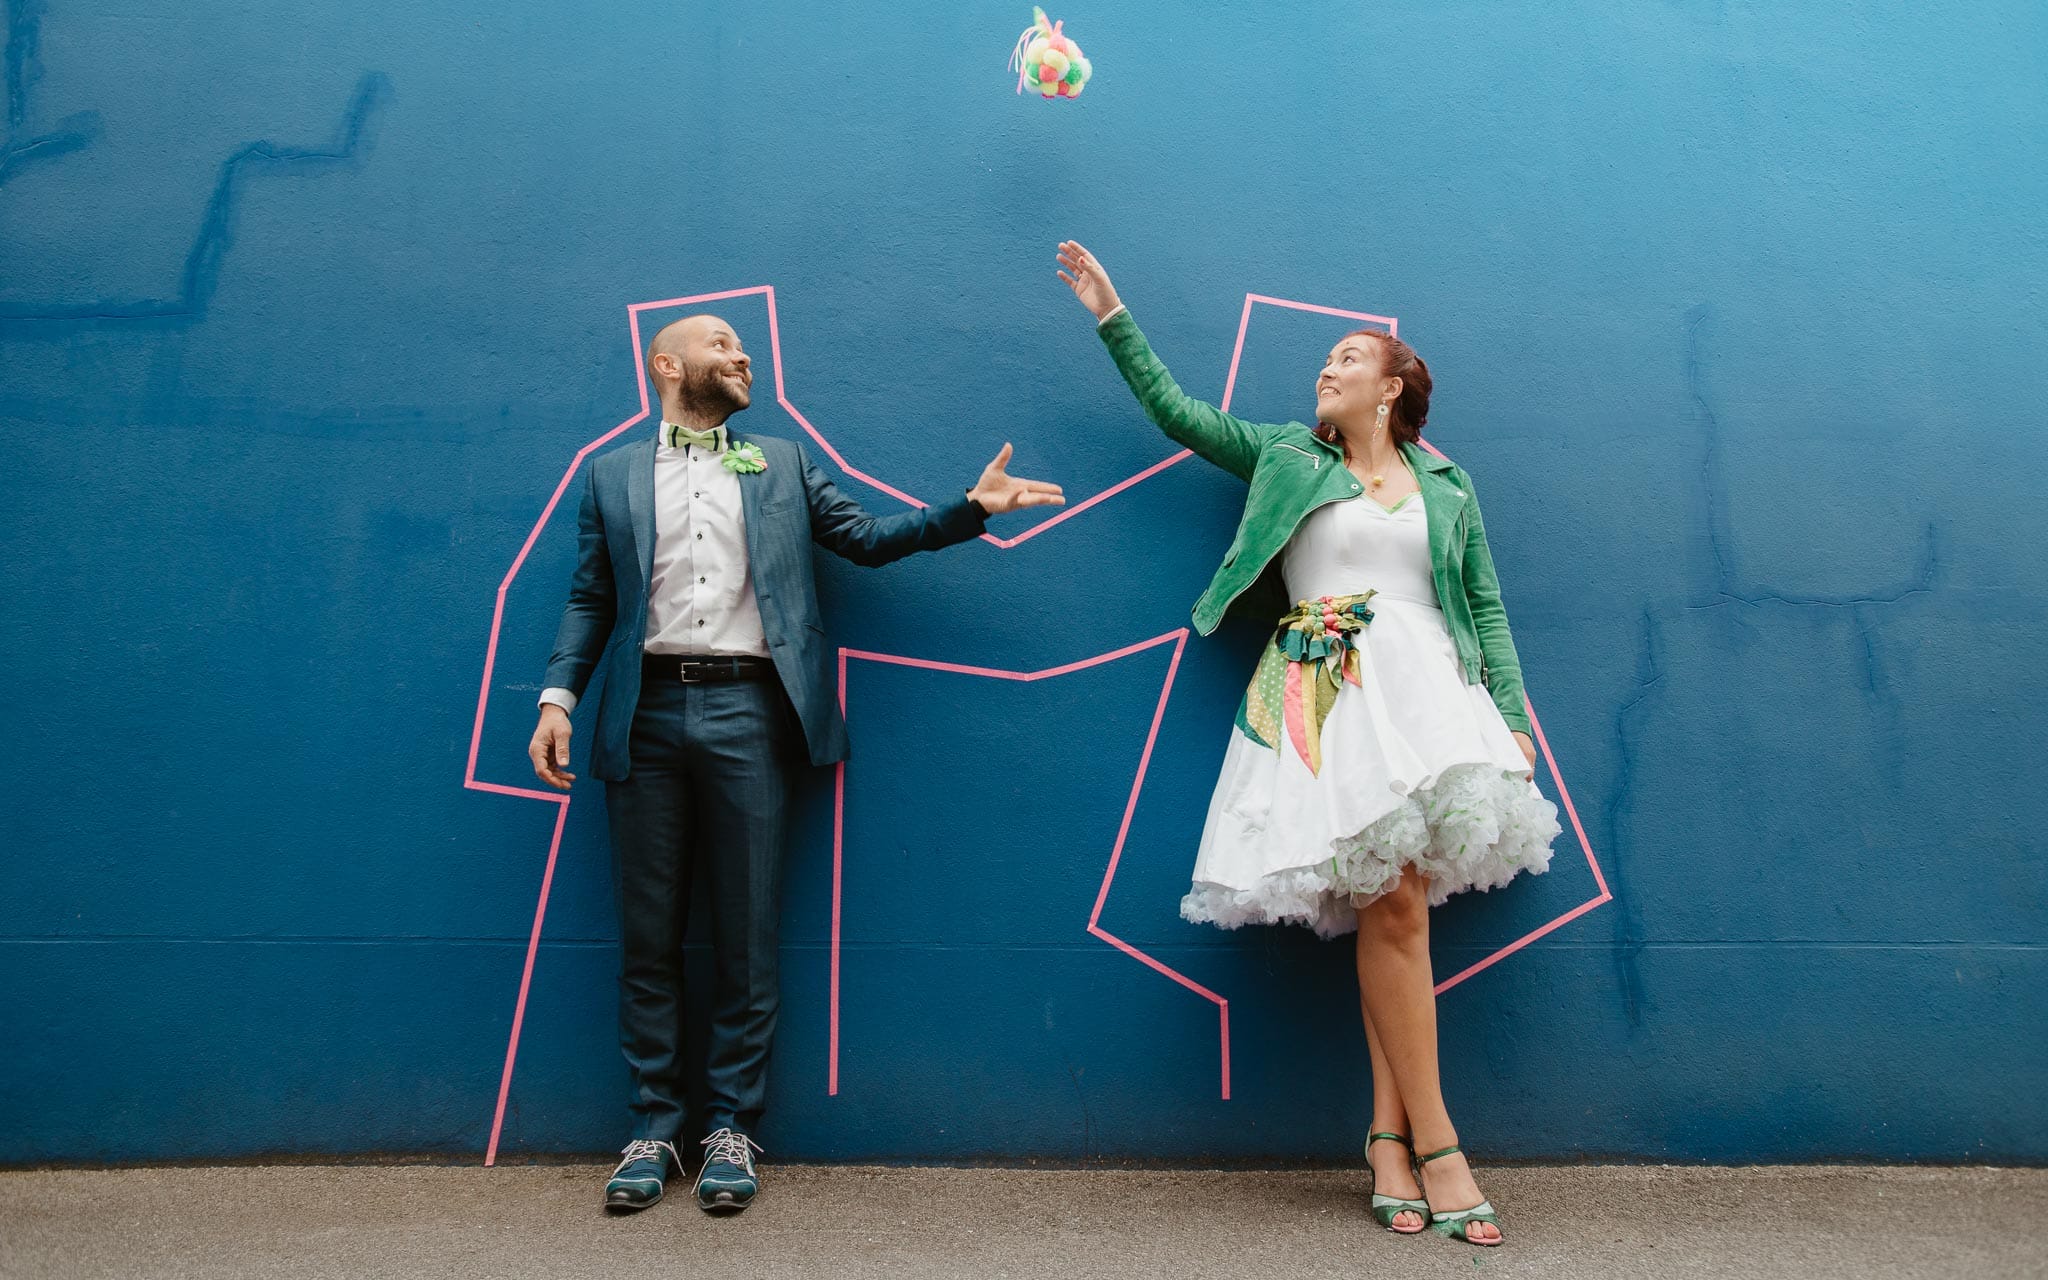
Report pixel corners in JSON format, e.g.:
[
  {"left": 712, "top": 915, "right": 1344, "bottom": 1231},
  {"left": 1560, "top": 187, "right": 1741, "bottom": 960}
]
[
  {"left": 1095, "top": 307, "right": 1154, "bottom": 383},
  {"left": 1097, "top": 306, "right": 1140, "bottom": 350},
  {"left": 936, "top": 491, "right": 990, "bottom": 541},
  {"left": 539, "top": 687, "right": 578, "bottom": 714}
]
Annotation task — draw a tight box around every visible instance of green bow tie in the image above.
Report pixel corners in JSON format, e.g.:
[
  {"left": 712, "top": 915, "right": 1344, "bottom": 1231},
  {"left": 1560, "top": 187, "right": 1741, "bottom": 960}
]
[{"left": 662, "top": 422, "right": 728, "bottom": 452}]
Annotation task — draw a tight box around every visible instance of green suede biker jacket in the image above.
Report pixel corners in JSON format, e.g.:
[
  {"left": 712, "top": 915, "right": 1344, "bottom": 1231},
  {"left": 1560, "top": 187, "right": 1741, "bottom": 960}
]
[{"left": 1098, "top": 308, "right": 1533, "bottom": 736}]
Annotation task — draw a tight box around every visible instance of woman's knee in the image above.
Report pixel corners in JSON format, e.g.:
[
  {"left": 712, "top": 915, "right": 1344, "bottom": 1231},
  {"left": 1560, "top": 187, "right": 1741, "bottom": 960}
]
[{"left": 1360, "top": 871, "right": 1431, "bottom": 944}]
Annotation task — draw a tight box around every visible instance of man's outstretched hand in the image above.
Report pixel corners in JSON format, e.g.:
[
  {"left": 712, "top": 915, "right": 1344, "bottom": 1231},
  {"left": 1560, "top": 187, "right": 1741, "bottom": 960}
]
[{"left": 967, "top": 443, "right": 1065, "bottom": 516}]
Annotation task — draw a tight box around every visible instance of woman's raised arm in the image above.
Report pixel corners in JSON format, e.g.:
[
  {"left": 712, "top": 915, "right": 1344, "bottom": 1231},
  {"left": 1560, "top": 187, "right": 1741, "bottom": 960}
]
[{"left": 1059, "top": 240, "right": 1267, "bottom": 482}]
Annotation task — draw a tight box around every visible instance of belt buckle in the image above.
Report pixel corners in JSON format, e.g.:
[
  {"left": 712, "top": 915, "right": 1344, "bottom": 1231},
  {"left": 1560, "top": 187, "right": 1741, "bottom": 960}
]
[{"left": 678, "top": 657, "right": 735, "bottom": 683}]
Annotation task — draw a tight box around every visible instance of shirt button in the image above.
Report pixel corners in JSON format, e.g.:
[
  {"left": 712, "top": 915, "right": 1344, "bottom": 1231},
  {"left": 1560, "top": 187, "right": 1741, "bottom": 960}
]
[
  {"left": 696, "top": 619, "right": 705, "bottom": 627},
  {"left": 693, "top": 492, "right": 701, "bottom": 498},
  {"left": 1351, "top": 482, "right": 1361, "bottom": 490},
  {"left": 695, "top": 532, "right": 703, "bottom": 540},
  {"left": 698, "top": 577, "right": 706, "bottom": 584}
]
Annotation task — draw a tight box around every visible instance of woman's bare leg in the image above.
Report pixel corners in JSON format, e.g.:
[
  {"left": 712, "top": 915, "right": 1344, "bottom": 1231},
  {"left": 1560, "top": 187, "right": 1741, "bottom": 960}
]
[
  {"left": 1359, "top": 982, "right": 1425, "bottom": 1229},
  {"left": 1354, "top": 869, "right": 1502, "bottom": 1243}
]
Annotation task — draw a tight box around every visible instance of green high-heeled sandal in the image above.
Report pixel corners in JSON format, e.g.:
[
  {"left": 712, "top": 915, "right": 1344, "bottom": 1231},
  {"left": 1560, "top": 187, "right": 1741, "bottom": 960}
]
[
  {"left": 1365, "top": 1132, "right": 1429, "bottom": 1233},
  {"left": 1417, "top": 1144, "right": 1502, "bottom": 1246}
]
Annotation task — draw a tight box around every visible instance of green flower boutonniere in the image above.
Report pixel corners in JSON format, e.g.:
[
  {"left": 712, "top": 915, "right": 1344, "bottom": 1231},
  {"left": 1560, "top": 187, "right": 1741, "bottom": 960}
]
[{"left": 722, "top": 442, "right": 767, "bottom": 475}]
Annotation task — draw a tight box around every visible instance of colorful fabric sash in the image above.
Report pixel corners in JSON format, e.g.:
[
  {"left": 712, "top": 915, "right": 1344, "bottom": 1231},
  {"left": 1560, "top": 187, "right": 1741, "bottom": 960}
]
[{"left": 1235, "top": 591, "right": 1377, "bottom": 775}]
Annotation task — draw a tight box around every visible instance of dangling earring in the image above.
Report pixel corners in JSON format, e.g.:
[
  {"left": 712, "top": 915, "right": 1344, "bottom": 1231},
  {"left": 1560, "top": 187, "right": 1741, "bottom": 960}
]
[{"left": 1369, "top": 401, "right": 1390, "bottom": 488}]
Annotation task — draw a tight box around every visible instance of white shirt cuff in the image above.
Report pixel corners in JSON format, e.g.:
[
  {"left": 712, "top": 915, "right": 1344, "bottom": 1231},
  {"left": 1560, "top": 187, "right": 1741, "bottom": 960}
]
[
  {"left": 538, "top": 687, "right": 578, "bottom": 714},
  {"left": 1096, "top": 303, "right": 1127, "bottom": 328}
]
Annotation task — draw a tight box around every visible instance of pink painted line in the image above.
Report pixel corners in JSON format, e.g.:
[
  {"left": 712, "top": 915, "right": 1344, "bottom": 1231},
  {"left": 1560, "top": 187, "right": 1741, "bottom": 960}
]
[
  {"left": 473, "top": 283, "right": 1609, "bottom": 1149},
  {"left": 1216, "top": 304, "right": 1610, "bottom": 1000},
  {"left": 1433, "top": 890, "right": 1613, "bottom": 995},
  {"left": 764, "top": 288, "right": 932, "bottom": 512},
  {"left": 1526, "top": 698, "right": 1609, "bottom": 899},
  {"left": 628, "top": 285, "right": 772, "bottom": 314},
  {"left": 1433, "top": 694, "right": 1611, "bottom": 994},
  {"left": 831, "top": 628, "right": 1231, "bottom": 1098},
  {"left": 1087, "top": 922, "right": 1229, "bottom": 1100},
  {"left": 1243, "top": 293, "right": 1400, "bottom": 335},
  {"left": 1082, "top": 630, "right": 1231, "bottom": 1098},
  {"left": 1220, "top": 295, "right": 1395, "bottom": 418},
  {"left": 981, "top": 448, "right": 1196, "bottom": 549},
  {"left": 464, "top": 780, "right": 571, "bottom": 806},
  {"left": 778, "top": 397, "right": 932, "bottom": 510},
  {"left": 839, "top": 630, "right": 1184, "bottom": 684},
  {"left": 1086, "top": 631, "right": 1188, "bottom": 928},
  {"left": 463, "top": 420, "right": 643, "bottom": 787},
  {"left": 468, "top": 285, "right": 786, "bottom": 1163},
  {"left": 1219, "top": 294, "right": 1255, "bottom": 414},
  {"left": 829, "top": 649, "right": 848, "bottom": 1097},
  {"left": 484, "top": 799, "right": 570, "bottom": 1167}
]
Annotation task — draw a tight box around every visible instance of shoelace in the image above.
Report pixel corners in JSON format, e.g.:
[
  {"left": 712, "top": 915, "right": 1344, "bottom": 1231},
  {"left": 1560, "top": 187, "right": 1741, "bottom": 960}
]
[
  {"left": 699, "top": 1128, "right": 763, "bottom": 1173},
  {"left": 612, "top": 1138, "right": 678, "bottom": 1177}
]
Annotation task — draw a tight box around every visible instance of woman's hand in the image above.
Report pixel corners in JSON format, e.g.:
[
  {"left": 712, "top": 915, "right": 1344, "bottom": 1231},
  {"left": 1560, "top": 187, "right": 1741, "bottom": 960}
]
[
  {"left": 1512, "top": 731, "right": 1537, "bottom": 775},
  {"left": 1057, "top": 240, "right": 1123, "bottom": 321}
]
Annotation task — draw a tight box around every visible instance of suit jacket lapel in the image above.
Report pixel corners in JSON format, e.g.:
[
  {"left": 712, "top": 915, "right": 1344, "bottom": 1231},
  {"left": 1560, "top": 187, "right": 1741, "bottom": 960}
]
[
  {"left": 733, "top": 433, "right": 768, "bottom": 570},
  {"left": 625, "top": 436, "right": 657, "bottom": 595}
]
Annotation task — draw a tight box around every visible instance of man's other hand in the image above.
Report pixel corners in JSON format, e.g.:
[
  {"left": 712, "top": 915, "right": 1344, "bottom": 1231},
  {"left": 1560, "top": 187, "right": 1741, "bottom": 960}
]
[{"left": 530, "top": 706, "right": 576, "bottom": 790}]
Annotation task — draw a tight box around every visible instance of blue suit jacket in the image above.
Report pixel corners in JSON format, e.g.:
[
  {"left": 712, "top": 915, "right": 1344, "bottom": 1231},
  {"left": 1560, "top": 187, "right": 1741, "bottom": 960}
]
[{"left": 543, "top": 432, "right": 988, "bottom": 779}]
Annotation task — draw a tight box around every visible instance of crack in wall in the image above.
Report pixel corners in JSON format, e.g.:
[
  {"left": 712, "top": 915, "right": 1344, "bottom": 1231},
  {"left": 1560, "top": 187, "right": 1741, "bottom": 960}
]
[
  {"left": 0, "top": 2, "right": 389, "bottom": 323},
  {"left": 1596, "top": 305, "right": 1948, "bottom": 1032}
]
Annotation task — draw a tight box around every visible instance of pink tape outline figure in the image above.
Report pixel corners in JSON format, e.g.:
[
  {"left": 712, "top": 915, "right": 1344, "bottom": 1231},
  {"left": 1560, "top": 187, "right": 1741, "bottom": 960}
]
[
  {"left": 467, "top": 287, "right": 1610, "bottom": 1159},
  {"left": 826, "top": 294, "right": 1612, "bottom": 1103}
]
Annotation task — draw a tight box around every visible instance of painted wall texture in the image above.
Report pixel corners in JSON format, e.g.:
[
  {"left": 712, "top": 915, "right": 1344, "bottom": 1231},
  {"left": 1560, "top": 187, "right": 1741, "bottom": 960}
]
[{"left": 3, "top": 0, "right": 2043, "bottom": 1164}]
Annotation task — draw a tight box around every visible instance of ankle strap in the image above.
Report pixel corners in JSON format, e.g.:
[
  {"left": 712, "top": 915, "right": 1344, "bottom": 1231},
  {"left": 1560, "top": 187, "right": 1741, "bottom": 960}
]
[
  {"left": 1366, "top": 1131, "right": 1413, "bottom": 1149},
  {"left": 1418, "top": 1143, "right": 1463, "bottom": 1163}
]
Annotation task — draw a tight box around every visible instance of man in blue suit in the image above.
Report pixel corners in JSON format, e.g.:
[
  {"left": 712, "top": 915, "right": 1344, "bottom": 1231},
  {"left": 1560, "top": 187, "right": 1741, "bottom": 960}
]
[{"left": 528, "top": 315, "right": 1062, "bottom": 1214}]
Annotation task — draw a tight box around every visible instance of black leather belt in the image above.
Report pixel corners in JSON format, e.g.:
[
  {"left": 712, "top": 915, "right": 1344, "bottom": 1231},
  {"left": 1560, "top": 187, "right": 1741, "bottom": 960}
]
[{"left": 643, "top": 652, "right": 777, "bottom": 683}]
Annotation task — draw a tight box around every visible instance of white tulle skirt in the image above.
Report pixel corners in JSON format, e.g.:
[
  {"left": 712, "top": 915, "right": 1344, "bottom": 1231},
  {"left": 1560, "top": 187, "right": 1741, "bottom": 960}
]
[{"left": 1182, "top": 596, "right": 1562, "bottom": 940}]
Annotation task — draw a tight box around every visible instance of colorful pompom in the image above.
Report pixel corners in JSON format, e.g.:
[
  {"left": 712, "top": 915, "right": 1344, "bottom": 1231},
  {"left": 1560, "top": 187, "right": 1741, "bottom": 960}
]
[{"left": 1009, "top": 7, "right": 1093, "bottom": 101}]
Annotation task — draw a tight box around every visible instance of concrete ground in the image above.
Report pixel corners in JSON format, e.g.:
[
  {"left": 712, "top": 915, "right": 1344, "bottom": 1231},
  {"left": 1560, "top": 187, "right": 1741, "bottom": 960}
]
[{"left": 0, "top": 1164, "right": 2040, "bottom": 1280}]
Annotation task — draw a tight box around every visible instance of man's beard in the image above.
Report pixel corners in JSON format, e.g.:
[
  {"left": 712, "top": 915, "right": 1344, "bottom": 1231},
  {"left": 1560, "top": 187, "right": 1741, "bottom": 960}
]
[{"left": 676, "top": 362, "right": 750, "bottom": 419}]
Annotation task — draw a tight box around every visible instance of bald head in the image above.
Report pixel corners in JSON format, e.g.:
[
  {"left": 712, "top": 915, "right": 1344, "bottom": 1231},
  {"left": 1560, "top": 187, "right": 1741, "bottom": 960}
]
[{"left": 647, "top": 313, "right": 753, "bottom": 424}]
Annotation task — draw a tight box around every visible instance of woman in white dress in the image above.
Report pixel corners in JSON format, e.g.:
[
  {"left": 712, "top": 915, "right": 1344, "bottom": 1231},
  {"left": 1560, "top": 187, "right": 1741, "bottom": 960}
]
[{"left": 1057, "top": 242, "right": 1559, "bottom": 1246}]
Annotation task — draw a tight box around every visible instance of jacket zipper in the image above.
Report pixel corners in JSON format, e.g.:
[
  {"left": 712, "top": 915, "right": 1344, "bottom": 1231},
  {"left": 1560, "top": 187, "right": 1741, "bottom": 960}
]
[{"left": 1210, "top": 442, "right": 1345, "bottom": 615}]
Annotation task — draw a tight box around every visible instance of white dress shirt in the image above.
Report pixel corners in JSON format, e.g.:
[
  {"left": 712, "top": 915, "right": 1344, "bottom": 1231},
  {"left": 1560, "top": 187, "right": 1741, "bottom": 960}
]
[{"left": 538, "top": 422, "right": 769, "bottom": 714}]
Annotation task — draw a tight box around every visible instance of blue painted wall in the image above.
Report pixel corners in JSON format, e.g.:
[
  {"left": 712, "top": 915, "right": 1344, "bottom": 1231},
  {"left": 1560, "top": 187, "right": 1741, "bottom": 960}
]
[{"left": 3, "top": 0, "right": 2042, "bottom": 1164}]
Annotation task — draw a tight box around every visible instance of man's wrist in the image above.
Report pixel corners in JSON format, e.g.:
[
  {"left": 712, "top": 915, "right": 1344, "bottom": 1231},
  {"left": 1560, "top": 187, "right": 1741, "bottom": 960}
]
[
  {"left": 965, "top": 486, "right": 990, "bottom": 515},
  {"left": 538, "top": 687, "right": 578, "bottom": 715}
]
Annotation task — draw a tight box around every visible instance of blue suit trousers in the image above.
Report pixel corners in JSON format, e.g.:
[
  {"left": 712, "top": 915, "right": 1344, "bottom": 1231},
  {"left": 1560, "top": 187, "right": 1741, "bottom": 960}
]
[{"left": 604, "top": 671, "right": 799, "bottom": 1141}]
